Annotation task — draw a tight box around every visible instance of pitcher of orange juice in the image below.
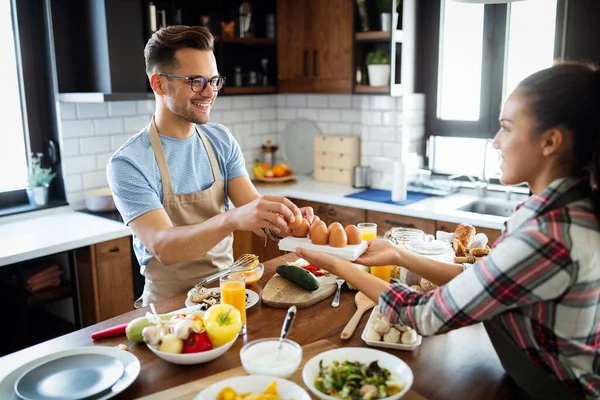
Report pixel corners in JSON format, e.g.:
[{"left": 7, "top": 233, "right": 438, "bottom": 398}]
[
  {"left": 357, "top": 223, "right": 391, "bottom": 282},
  {"left": 220, "top": 272, "right": 247, "bottom": 335}
]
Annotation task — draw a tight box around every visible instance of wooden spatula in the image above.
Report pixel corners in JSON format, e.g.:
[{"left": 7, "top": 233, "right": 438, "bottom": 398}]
[{"left": 340, "top": 291, "right": 376, "bottom": 340}]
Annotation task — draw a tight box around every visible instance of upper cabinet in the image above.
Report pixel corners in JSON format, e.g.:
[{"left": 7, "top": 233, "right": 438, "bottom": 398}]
[{"left": 277, "top": 0, "right": 353, "bottom": 94}]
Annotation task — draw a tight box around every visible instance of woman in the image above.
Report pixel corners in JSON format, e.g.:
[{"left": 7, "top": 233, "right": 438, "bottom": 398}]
[{"left": 296, "top": 62, "right": 600, "bottom": 399}]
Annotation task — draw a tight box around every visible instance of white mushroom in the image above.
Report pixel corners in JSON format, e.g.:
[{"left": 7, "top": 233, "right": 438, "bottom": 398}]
[
  {"left": 365, "top": 327, "right": 381, "bottom": 341},
  {"left": 383, "top": 327, "right": 401, "bottom": 343},
  {"left": 394, "top": 324, "right": 409, "bottom": 332},
  {"left": 373, "top": 319, "right": 391, "bottom": 335},
  {"left": 401, "top": 329, "right": 418, "bottom": 345},
  {"left": 141, "top": 326, "right": 161, "bottom": 346},
  {"left": 372, "top": 310, "right": 384, "bottom": 320},
  {"left": 173, "top": 319, "right": 193, "bottom": 340}
]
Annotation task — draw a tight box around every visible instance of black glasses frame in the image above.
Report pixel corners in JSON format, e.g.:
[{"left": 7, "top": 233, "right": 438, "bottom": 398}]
[{"left": 158, "top": 73, "right": 226, "bottom": 93}]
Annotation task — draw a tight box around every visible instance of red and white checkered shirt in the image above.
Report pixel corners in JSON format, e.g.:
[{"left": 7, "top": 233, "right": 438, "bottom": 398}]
[{"left": 380, "top": 177, "right": 600, "bottom": 398}]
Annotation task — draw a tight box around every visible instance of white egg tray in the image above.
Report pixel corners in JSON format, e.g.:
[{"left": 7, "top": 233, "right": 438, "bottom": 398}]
[
  {"left": 277, "top": 237, "right": 368, "bottom": 261},
  {"left": 361, "top": 307, "right": 422, "bottom": 351}
]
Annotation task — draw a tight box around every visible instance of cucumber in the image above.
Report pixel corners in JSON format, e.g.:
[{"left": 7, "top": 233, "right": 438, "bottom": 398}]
[
  {"left": 276, "top": 264, "right": 320, "bottom": 291},
  {"left": 125, "top": 310, "right": 203, "bottom": 343}
]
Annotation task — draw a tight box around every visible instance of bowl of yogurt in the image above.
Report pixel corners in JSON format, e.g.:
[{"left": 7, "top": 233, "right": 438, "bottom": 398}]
[{"left": 240, "top": 338, "right": 302, "bottom": 378}]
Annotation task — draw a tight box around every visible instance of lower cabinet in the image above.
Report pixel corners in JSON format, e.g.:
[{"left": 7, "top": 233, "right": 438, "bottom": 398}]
[
  {"left": 365, "top": 211, "right": 437, "bottom": 237},
  {"left": 76, "top": 236, "right": 134, "bottom": 326},
  {"left": 289, "top": 198, "right": 367, "bottom": 227},
  {"left": 435, "top": 221, "right": 503, "bottom": 244}
]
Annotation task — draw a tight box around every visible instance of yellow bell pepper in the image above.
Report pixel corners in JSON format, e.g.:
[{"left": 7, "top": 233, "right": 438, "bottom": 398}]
[{"left": 203, "top": 304, "right": 242, "bottom": 347}]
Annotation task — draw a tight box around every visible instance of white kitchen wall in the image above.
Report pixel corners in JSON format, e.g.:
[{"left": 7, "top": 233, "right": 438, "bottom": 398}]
[{"left": 58, "top": 93, "right": 424, "bottom": 208}]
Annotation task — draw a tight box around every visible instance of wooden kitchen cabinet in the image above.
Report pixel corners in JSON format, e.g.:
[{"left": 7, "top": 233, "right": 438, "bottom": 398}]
[
  {"left": 289, "top": 198, "right": 367, "bottom": 227},
  {"left": 366, "top": 210, "right": 436, "bottom": 237},
  {"left": 76, "top": 237, "right": 134, "bottom": 327},
  {"left": 435, "top": 221, "right": 503, "bottom": 245},
  {"left": 277, "top": 0, "right": 353, "bottom": 93}
]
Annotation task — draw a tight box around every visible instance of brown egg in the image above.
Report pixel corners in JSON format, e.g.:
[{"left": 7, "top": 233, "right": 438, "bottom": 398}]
[
  {"left": 310, "top": 223, "right": 329, "bottom": 245},
  {"left": 328, "top": 222, "right": 343, "bottom": 233},
  {"left": 345, "top": 225, "right": 362, "bottom": 245},
  {"left": 311, "top": 215, "right": 321, "bottom": 226},
  {"left": 329, "top": 228, "right": 348, "bottom": 248},
  {"left": 288, "top": 215, "right": 303, "bottom": 229},
  {"left": 292, "top": 218, "right": 310, "bottom": 237}
]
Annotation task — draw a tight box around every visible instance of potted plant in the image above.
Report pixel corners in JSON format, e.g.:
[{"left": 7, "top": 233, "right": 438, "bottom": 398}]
[
  {"left": 366, "top": 50, "right": 390, "bottom": 86},
  {"left": 27, "top": 152, "right": 56, "bottom": 206}
]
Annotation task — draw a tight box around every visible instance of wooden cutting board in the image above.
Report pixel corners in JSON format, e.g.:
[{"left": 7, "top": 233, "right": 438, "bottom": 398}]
[
  {"left": 261, "top": 273, "right": 338, "bottom": 309},
  {"left": 137, "top": 339, "right": 427, "bottom": 400}
]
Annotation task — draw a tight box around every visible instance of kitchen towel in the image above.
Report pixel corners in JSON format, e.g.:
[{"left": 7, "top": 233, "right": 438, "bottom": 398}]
[
  {"left": 345, "top": 189, "right": 431, "bottom": 206},
  {"left": 392, "top": 161, "right": 407, "bottom": 202}
]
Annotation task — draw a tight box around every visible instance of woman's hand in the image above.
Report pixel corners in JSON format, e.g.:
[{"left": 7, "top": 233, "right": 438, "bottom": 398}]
[
  {"left": 298, "top": 206, "right": 315, "bottom": 224},
  {"left": 295, "top": 248, "right": 346, "bottom": 274},
  {"left": 355, "top": 239, "right": 401, "bottom": 266}
]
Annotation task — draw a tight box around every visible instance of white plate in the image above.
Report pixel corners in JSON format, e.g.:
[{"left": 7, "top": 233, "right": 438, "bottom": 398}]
[
  {"left": 194, "top": 375, "right": 311, "bottom": 400},
  {"left": 147, "top": 333, "right": 238, "bottom": 365},
  {"left": 184, "top": 288, "right": 260, "bottom": 309},
  {"left": 302, "top": 347, "right": 413, "bottom": 400},
  {"left": 405, "top": 238, "right": 452, "bottom": 255},
  {"left": 361, "top": 307, "right": 422, "bottom": 351},
  {"left": 278, "top": 237, "right": 368, "bottom": 261},
  {"left": 0, "top": 346, "right": 140, "bottom": 400}
]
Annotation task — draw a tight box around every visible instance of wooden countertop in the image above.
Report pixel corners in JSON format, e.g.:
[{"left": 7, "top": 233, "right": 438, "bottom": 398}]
[{"left": 0, "top": 253, "right": 516, "bottom": 399}]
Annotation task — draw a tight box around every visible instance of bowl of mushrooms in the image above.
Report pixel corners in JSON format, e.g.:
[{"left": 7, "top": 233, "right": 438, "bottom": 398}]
[{"left": 361, "top": 308, "right": 422, "bottom": 351}]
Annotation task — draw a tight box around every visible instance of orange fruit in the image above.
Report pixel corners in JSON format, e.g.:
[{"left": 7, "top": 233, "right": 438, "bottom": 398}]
[
  {"left": 261, "top": 163, "right": 270, "bottom": 170},
  {"left": 272, "top": 165, "right": 285, "bottom": 177}
]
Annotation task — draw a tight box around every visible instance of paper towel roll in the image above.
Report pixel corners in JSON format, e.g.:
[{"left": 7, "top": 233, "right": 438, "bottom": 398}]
[{"left": 392, "top": 161, "right": 407, "bottom": 202}]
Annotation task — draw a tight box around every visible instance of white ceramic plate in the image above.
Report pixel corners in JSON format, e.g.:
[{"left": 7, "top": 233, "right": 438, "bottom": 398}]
[
  {"left": 361, "top": 308, "right": 422, "bottom": 351},
  {"left": 302, "top": 347, "right": 413, "bottom": 400},
  {"left": 279, "top": 118, "right": 321, "bottom": 176},
  {"left": 194, "top": 375, "right": 311, "bottom": 400},
  {"left": 146, "top": 333, "right": 238, "bottom": 365},
  {"left": 0, "top": 346, "right": 140, "bottom": 400},
  {"left": 278, "top": 237, "right": 368, "bottom": 261},
  {"left": 184, "top": 288, "right": 260, "bottom": 309}
]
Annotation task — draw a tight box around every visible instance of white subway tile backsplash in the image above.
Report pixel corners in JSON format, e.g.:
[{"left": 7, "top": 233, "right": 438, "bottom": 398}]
[
  {"left": 111, "top": 134, "right": 134, "bottom": 151},
  {"left": 94, "top": 118, "right": 124, "bottom": 135},
  {"left": 213, "top": 97, "right": 233, "bottom": 110},
  {"left": 277, "top": 120, "right": 287, "bottom": 132},
  {"left": 62, "top": 120, "right": 94, "bottom": 138},
  {"left": 402, "top": 94, "right": 426, "bottom": 110},
  {"left": 340, "top": 110, "right": 361, "bottom": 123},
  {"left": 250, "top": 95, "right": 271, "bottom": 108},
  {"left": 370, "top": 96, "right": 395, "bottom": 110},
  {"left": 276, "top": 95, "right": 287, "bottom": 107},
  {"left": 316, "top": 122, "right": 329, "bottom": 133},
  {"left": 137, "top": 99, "right": 155, "bottom": 114},
  {"left": 381, "top": 142, "right": 404, "bottom": 159},
  {"left": 124, "top": 116, "right": 150, "bottom": 132},
  {"left": 243, "top": 135, "right": 264, "bottom": 150},
  {"left": 369, "top": 126, "right": 396, "bottom": 142},
  {"left": 63, "top": 155, "right": 97, "bottom": 175},
  {"left": 65, "top": 174, "right": 82, "bottom": 193},
  {"left": 277, "top": 108, "right": 296, "bottom": 120},
  {"left": 108, "top": 101, "right": 137, "bottom": 116},
  {"left": 260, "top": 108, "right": 276, "bottom": 120},
  {"left": 230, "top": 122, "right": 253, "bottom": 138},
  {"left": 328, "top": 122, "right": 354, "bottom": 134},
  {"left": 77, "top": 103, "right": 108, "bottom": 119},
  {"left": 61, "top": 138, "right": 80, "bottom": 157},
  {"left": 83, "top": 171, "right": 108, "bottom": 189},
  {"left": 252, "top": 121, "right": 270, "bottom": 135},
  {"left": 361, "top": 141, "right": 382, "bottom": 156},
  {"left": 96, "top": 152, "right": 113, "bottom": 169},
  {"left": 242, "top": 110, "right": 262, "bottom": 122},
  {"left": 286, "top": 95, "right": 307, "bottom": 107},
  {"left": 80, "top": 136, "right": 110, "bottom": 155},
  {"left": 210, "top": 111, "right": 223, "bottom": 123},
  {"left": 329, "top": 95, "right": 352, "bottom": 109},
  {"left": 369, "top": 156, "right": 394, "bottom": 172},
  {"left": 360, "top": 111, "right": 382, "bottom": 126},
  {"left": 400, "top": 111, "right": 425, "bottom": 126},
  {"left": 307, "top": 95, "right": 328, "bottom": 108},
  {"left": 59, "top": 103, "right": 77, "bottom": 120},
  {"left": 220, "top": 110, "right": 244, "bottom": 124},
  {"left": 352, "top": 95, "right": 370, "bottom": 109},
  {"left": 382, "top": 111, "right": 397, "bottom": 126},
  {"left": 317, "top": 109, "right": 340, "bottom": 122},
  {"left": 232, "top": 96, "right": 252, "bottom": 109},
  {"left": 297, "top": 108, "right": 318, "bottom": 120}
]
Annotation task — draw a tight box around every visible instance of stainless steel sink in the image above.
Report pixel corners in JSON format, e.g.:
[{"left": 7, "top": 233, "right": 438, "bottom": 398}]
[{"left": 456, "top": 199, "right": 520, "bottom": 218}]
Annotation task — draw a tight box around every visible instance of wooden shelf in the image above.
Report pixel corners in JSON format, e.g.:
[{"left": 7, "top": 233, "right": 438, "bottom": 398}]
[
  {"left": 355, "top": 31, "right": 391, "bottom": 41},
  {"left": 215, "top": 36, "right": 276, "bottom": 45},
  {"left": 355, "top": 85, "right": 390, "bottom": 93},
  {"left": 222, "top": 86, "right": 277, "bottom": 95},
  {"left": 27, "top": 282, "right": 74, "bottom": 306}
]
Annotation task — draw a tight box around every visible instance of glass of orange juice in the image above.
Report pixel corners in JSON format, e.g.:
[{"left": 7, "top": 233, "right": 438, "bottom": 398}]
[
  {"left": 357, "top": 222, "right": 377, "bottom": 241},
  {"left": 370, "top": 265, "right": 391, "bottom": 282},
  {"left": 220, "top": 272, "right": 247, "bottom": 335}
]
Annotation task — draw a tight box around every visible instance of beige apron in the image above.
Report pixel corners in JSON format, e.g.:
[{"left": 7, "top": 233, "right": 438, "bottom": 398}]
[{"left": 134, "top": 119, "right": 234, "bottom": 307}]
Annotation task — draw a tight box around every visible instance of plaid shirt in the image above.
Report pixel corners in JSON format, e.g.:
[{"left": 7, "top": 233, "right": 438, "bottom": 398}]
[{"left": 380, "top": 177, "right": 600, "bottom": 398}]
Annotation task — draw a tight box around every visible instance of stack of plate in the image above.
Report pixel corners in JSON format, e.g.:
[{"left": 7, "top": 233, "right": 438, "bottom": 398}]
[
  {"left": 404, "top": 238, "right": 454, "bottom": 263},
  {"left": 1, "top": 346, "right": 140, "bottom": 400}
]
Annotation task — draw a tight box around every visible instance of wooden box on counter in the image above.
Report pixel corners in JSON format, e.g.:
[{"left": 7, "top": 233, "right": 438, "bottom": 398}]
[{"left": 313, "top": 135, "right": 360, "bottom": 185}]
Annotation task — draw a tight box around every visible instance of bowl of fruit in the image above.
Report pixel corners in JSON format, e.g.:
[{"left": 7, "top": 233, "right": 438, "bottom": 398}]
[
  {"left": 143, "top": 304, "right": 242, "bottom": 365},
  {"left": 252, "top": 160, "right": 295, "bottom": 183}
]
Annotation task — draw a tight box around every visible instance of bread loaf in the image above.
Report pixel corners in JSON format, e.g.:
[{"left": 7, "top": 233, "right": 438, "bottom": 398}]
[
  {"left": 454, "top": 223, "right": 476, "bottom": 250},
  {"left": 420, "top": 278, "right": 438, "bottom": 292},
  {"left": 470, "top": 247, "right": 490, "bottom": 257},
  {"left": 453, "top": 239, "right": 468, "bottom": 257}
]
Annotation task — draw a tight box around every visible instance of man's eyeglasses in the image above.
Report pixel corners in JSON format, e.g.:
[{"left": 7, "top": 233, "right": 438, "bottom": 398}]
[{"left": 158, "top": 73, "right": 226, "bottom": 93}]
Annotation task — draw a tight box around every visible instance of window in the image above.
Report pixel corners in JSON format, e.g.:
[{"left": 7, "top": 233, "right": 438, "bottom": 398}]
[
  {"left": 1, "top": 0, "right": 28, "bottom": 192},
  {"left": 0, "top": 0, "right": 66, "bottom": 215},
  {"left": 422, "top": 0, "right": 558, "bottom": 176}
]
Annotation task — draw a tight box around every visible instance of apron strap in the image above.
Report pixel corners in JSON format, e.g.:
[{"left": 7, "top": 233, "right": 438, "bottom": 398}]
[
  {"left": 147, "top": 117, "right": 174, "bottom": 198},
  {"left": 196, "top": 127, "right": 223, "bottom": 185}
]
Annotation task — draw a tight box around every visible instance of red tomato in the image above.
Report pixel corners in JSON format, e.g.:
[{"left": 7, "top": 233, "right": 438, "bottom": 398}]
[{"left": 182, "top": 332, "right": 213, "bottom": 353}]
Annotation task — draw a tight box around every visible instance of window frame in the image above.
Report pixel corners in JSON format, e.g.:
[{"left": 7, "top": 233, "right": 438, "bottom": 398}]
[{"left": 0, "top": 0, "right": 67, "bottom": 217}]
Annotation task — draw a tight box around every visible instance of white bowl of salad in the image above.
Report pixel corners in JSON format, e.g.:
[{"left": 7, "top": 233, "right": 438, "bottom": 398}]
[{"left": 302, "top": 347, "right": 413, "bottom": 400}]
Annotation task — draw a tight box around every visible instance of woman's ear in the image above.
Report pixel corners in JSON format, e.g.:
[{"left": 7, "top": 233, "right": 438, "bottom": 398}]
[
  {"left": 540, "top": 128, "right": 565, "bottom": 157},
  {"left": 149, "top": 73, "right": 165, "bottom": 95}
]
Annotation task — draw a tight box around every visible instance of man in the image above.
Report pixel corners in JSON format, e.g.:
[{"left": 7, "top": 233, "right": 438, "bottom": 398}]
[{"left": 107, "top": 25, "right": 312, "bottom": 306}]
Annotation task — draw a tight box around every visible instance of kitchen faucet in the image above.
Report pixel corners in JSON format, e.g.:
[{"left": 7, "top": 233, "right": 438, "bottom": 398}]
[{"left": 447, "top": 139, "right": 492, "bottom": 198}]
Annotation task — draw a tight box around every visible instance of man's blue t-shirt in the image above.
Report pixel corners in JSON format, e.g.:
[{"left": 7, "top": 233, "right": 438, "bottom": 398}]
[{"left": 107, "top": 121, "right": 247, "bottom": 269}]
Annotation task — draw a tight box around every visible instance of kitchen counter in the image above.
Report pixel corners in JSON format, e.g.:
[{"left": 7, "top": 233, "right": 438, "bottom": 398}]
[
  {"left": 255, "top": 175, "right": 526, "bottom": 230},
  {"left": 0, "top": 206, "right": 131, "bottom": 267},
  {"left": 0, "top": 253, "right": 516, "bottom": 399}
]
